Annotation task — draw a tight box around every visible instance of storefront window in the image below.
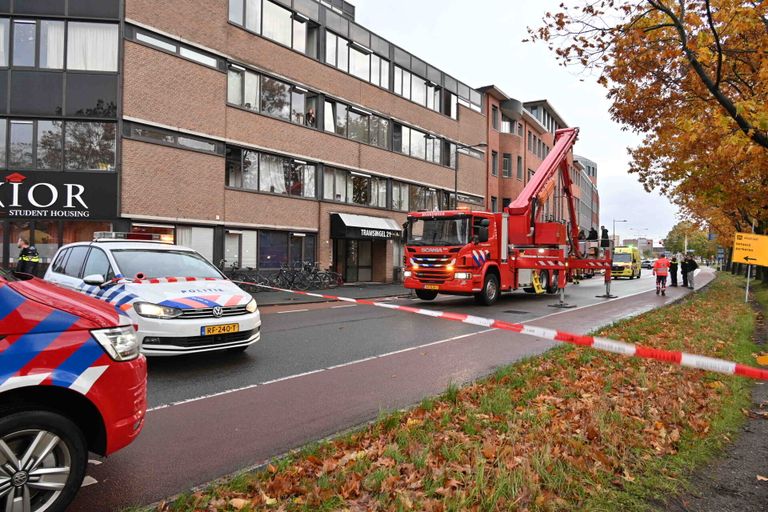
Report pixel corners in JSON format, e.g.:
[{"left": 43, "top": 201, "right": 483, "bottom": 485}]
[
  {"left": 35, "top": 221, "right": 60, "bottom": 266},
  {"left": 261, "top": 76, "right": 291, "bottom": 120},
  {"left": 176, "top": 226, "right": 215, "bottom": 262},
  {"left": 62, "top": 221, "right": 111, "bottom": 245},
  {"left": 65, "top": 122, "right": 116, "bottom": 170},
  {"left": 224, "top": 231, "right": 241, "bottom": 268},
  {"left": 37, "top": 120, "right": 64, "bottom": 170},
  {"left": 241, "top": 230, "right": 258, "bottom": 268},
  {"left": 259, "top": 231, "right": 288, "bottom": 269}
]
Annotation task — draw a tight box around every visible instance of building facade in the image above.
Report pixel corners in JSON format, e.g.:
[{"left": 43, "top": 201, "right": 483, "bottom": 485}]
[
  {"left": 0, "top": 0, "right": 600, "bottom": 282},
  {"left": 0, "top": 0, "right": 488, "bottom": 282}
]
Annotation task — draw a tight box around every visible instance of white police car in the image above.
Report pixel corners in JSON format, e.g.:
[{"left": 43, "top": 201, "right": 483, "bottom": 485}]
[{"left": 44, "top": 233, "right": 261, "bottom": 356}]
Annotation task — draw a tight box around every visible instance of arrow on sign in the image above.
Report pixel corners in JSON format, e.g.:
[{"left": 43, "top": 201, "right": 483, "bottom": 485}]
[{"left": 745, "top": 256, "right": 756, "bottom": 262}]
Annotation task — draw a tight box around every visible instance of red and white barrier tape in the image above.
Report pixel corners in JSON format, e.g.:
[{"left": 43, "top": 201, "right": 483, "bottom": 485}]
[{"left": 238, "top": 282, "right": 768, "bottom": 381}]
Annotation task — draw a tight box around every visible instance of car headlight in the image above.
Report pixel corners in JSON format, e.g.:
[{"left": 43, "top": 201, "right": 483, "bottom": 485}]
[
  {"left": 134, "top": 302, "right": 183, "bottom": 319},
  {"left": 455, "top": 272, "right": 472, "bottom": 280},
  {"left": 92, "top": 325, "right": 140, "bottom": 361},
  {"left": 403, "top": 270, "right": 412, "bottom": 278},
  {"left": 245, "top": 298, "right": 258, "bottom": 313}
]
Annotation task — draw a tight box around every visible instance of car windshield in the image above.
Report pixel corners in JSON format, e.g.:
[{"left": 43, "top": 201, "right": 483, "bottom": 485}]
[
  {"left": 614, "top": 253, "right": 632, "bottom": 263},
  {"left": 111, "top": 250, "right": 223, "bottom": 279},
  {"left": 407, "top": 216, "right": 470, "bottom": 246}
]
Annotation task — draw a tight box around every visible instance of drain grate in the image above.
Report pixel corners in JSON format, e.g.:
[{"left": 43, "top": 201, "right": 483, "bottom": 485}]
[{"left": 504, "top": 310, "right": 530, "bottom": 314}]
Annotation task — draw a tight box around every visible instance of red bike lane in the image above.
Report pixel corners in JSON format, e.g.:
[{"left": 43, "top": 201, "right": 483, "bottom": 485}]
[{"left": 71, "top": 271, "right": 713, "bottom": 511}]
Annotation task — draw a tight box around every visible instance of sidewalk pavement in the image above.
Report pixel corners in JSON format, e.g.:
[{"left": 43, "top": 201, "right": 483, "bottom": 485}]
[{"left": 253, "top": 282, "right": 411, "bottom": 306}]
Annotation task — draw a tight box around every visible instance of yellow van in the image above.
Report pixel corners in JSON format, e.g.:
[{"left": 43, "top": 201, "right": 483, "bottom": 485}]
[{"left": 611, "top": 246, "right": 641, "bottom": 279}]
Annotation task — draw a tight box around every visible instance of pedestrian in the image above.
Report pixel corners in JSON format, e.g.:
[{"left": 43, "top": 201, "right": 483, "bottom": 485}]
[
  {"left": 653, "top": 253, "right": 671, "bottom": 296},
  {"left": 600, "top": 225, "right": 610, "bottom": 248},
  {"left": 16, "top": 237, "right": 40, "bottom": 275},
  {"left": 681, "top": 256, "right": 689, "bottom": 287},
  {"left": 669, "top": 256, "right": 678, "bottom": 286},
  {"left": 686, "top": 255, "right": 698, "bottom": 289},
  {"left": 588, "top": 227, "right": 598, "bottom": 240},
  {"left": 578, "top": 229, "right": 586, "bottom": 240}
]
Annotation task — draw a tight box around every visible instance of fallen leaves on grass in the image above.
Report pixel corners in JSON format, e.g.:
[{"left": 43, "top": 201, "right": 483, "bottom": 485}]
[{"left": 157, "top": 275, "right": 761, "bottom": 511}]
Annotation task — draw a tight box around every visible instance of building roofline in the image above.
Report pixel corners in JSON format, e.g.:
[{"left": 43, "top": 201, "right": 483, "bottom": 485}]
[
  {"left": 523, "top": 99, "right": 569, "bottom": 128},
  {"left": 477, "top": 85, "right": 512, "bottom": 102}
]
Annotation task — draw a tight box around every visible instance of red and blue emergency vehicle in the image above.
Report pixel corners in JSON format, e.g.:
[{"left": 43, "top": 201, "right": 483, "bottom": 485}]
[{"left": 0, "top": 269, "right": 146, "bottom": 512}]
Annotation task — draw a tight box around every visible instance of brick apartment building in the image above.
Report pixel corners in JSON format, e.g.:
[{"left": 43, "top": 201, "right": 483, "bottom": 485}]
[{"left": 0, "top": 0, "right": 598, "bottom": 282}]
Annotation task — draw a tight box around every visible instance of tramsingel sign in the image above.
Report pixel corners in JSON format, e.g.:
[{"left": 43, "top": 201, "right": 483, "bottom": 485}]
[{"left": 0, "top": 172, "right": 118, "bottom": 219}]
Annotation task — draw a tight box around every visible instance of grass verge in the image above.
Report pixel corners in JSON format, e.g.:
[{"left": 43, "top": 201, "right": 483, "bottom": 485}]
[{"left": 144, "top": 274, "right": 766, "bottom": 511}]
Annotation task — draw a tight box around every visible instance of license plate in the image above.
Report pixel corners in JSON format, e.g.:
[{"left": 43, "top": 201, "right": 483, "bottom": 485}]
[
  {"left": 424, "top": 284, "right": 439, "bottom": 290},
  {"left": 201, "top": 323, "right": 239, "bottom": 336}
]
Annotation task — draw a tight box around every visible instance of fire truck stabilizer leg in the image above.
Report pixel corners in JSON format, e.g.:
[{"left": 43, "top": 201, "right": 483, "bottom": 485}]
[
  {"left": 596, "top": 279, "right": 618, "bottom": 299},
  {"left": 548, "top": 286, "right": 577, "bottom": 309}
]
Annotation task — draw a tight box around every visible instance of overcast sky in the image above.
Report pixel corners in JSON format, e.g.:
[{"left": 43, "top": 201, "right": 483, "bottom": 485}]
[{"left": 351, "top": 0, "right": 680, "bottom": 244}]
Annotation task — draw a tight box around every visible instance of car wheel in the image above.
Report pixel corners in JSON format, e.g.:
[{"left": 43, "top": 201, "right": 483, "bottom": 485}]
[
  {"left": 0, "top": 410, "right": 88, "bottom": 512},
  {"left": 474, "top": 273, "right": 499, "bottom": 306},
  {"left": 415, "top": 289, "right": 438, "bottom": 301}
]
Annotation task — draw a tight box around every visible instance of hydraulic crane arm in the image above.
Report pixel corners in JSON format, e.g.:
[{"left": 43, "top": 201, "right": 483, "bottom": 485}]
[{"left": 504, "top": 127, "right": 582, "bottom": 256}]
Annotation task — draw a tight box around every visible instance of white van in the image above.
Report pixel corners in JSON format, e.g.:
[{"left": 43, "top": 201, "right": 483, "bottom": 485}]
[{"left": 44, "top": 234, "right": 261, "bottom": 356}]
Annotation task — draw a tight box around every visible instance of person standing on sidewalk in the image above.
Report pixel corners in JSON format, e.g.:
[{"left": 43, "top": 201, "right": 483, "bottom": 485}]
[
  {"left": 653, "top": 253, "right": 671, "bottom": 296},
  {"left": 669, "top": 256, "right": 679, "bottom": 287},
  {"left": 16, "top": 237, "right": 40, "bottom": 275},
  {"left": 685, "top": 254, "right": 699, "bottom": 289},
  {"left": 681, "top": 256, "right": 690, "bottom": 287}
]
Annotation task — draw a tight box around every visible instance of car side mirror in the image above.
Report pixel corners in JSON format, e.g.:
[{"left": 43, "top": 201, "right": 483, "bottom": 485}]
[{"left": 83, "top": 274, "right": 105, "bottom": 286}]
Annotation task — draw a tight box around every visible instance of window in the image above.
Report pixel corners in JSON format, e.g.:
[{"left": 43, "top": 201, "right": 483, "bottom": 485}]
[
  {"left": 12, "top": 20, "right": 35, "bottom": 67},
  {"left": 179, "top": 47, "right": 218, "bottom": 67},
  {"left": 259, "top": 154, "right": 288, "bottom": 195},
  {"left": 136, "top": 31, "right": 176, "bottom": 52},
  {"left": 409, "top": 185, "right": 438, "bottom": 211},
  {"left": 325, "top": 31, "right": 348, "bottom": 72},
  {"left": 502, "top": 197, "right": 512, "bottom": 209},
  {"left": 348, "top": 109, "right": 369, "bottom": 143},
  {"left": 229, "top": 0, "right": 244, "bottom": 25},
  {"left": 37, "top": 120, "right": 63, "bottom": 170},
  {"left": 39, "top": 20, "right": 64, "bottom": 69},
  {"left": 411, "top": 75, "right": 426, "bottom": 107},
  {"left": 426, "top": 136, "right": 441, "bottom": 165},
  {"left": 392, "top": 181, "right": 409, "bottom": 211},
  {"left": 491, "top": 151, "right": 498, "bottom": 177},
  {"left": 501, "top": 115, "right": 512, "bottom": 133},
  {"left": 82, "top": 248, "right": 113, "bottom": 280},
  {"left": 442, "top": 140, "right": 456, "bottom": 168},
  {"left": 410, "top": 128, "right": 426, "bottom": 159},
  {"left": 492, "top": 106, "right": 499, "bottom": 130},
  {"left": 262, "top": 0, "right": 292, "bottom": 47},
  {"left": 0, "top": 19, "right": 8, "bottom": 67},
  {"left": 426, "top": 82, "right": 440, "bottom": 112},
  {"left": 327, "top": 101, "right": 348, "bottom": 137},
  {"left": 517, "top": 122, "right": 523, "bottom": 136},
  {"left": 229, "top": 0, "right": 262, "bottom": 32},
  {"left": 370, "top": 55, "right": 389, "bottom": 88},
  {"left": 260, "top": 75, "right": 291, "bottom": 120},
  {"left": 491, "top": 196, "right": 497, "bottom": 213},
  {"left": 9, "top": 120, "right": 33, "bottom": 168},
  {"left": 502, "top": 153, "right": 511, "bottom": 178},
  {"left": 0, "top": 120, "right": 5, "bottom": 168},
  {"left": 67, "top": 22, "right": 118, "bottom": 71},
  {"left": 259, "top": 231, "right": 288, "bottom": 269},
  {"left": 227, "top": 148, "right": 314, "bottom": 198},
  {"left": 62, "top": 245, "right": 88, "bottom": 277},
  {"left": 369, "top": 115, "right": 389, "bottom": 149},
  {"left": 517, "top": 155, "right": 523, "bottom": 180},
  {"left": 65, "top": 122, "right": 116, "bottom": 170},
  {"left": 349, "top": 44, "right": 370, "bottom": 81},
  {"left": 528, "top": 131, "right": 533, "bottom": 152}
]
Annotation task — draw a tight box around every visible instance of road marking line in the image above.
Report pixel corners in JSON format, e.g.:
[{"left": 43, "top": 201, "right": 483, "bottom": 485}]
[
  {"left": 331, "top": 304, "right": 357, "bottom": 309},
  {"left": 146, "top": 328, "right": 496, "bottom": 413},
  {"left": 277, "top": 308, "right": 309, "bottom": 314}
]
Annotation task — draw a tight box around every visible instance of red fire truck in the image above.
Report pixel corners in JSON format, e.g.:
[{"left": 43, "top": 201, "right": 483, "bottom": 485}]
[{"left": 403, "top": 127, "right": 613, "bottom": 305}]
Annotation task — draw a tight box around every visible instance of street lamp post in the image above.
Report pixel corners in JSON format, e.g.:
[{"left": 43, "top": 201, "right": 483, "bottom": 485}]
[{"left": 612, "top": 219, "right": 627, "bottom": 248}]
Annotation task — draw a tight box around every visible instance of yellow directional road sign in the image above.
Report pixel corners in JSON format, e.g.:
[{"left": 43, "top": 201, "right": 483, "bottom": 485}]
[{"left": 733, "top": 232, "right": 768, "bottom": 267}]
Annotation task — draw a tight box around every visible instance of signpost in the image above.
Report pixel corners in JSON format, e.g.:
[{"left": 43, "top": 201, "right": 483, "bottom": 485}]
[{"left": 733, "top": 230, "right": 768, "bottom": 302}]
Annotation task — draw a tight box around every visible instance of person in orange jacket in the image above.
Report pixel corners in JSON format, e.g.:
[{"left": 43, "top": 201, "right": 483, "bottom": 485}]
[{"left": 653, "top": 253, "right": 671, "bottom": 296}]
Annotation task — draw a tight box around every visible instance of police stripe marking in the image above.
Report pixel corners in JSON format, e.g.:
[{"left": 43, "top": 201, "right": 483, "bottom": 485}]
[
  {"left": 49, "top": 339, "right": 105, "bottom": 388},
  {"left": 69, "top": 365, "right": 109, "bottom": 395}
]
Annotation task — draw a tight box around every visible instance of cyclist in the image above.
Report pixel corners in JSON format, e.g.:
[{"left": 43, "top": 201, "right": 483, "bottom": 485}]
[{"left": 652, "top": 253, "right": 671, "bottom": 296}]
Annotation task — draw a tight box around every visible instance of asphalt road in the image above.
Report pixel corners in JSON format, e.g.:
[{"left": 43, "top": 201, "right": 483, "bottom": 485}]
[
  {"left": 71, "top": 271, "right": 705, "bottom": 511},
  {"left": 146, "top": 273, "right": 658, "bottom": 409}
]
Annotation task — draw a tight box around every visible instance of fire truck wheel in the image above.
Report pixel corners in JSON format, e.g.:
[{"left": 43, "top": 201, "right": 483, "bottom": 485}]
[
  {"left": 475, "top": 273, "right": 499, "bottom": 306},
  {"left": 415, "top": 289, "right": 438, "bottom": 301},
  {"left": 538, "top": 270, "right": 550, "bottom": 293},
  {"left": 0, "top": 410, "right": 88, "bottom": 512}
]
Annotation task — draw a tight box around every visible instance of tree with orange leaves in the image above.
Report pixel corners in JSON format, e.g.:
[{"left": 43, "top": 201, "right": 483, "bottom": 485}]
[{"left": 528, "top": 1, "right": 768, "bottom": 243}]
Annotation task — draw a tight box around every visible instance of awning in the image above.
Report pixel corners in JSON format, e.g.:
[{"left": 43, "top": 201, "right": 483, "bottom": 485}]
[{"left": 330, "top": 213, "right": 402, "bottom": 240}]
